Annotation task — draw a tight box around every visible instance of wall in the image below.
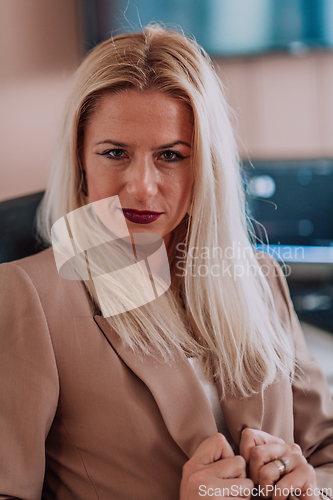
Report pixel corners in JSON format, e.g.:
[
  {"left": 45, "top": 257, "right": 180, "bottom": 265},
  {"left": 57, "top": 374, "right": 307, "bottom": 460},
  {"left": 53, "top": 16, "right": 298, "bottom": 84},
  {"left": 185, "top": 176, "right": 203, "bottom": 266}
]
[
  {"left": 215, "top": 50, "right": 333, "bottom": 160},
  {"left": 0, "top": 0, "right": 81, "bottom": 202}
]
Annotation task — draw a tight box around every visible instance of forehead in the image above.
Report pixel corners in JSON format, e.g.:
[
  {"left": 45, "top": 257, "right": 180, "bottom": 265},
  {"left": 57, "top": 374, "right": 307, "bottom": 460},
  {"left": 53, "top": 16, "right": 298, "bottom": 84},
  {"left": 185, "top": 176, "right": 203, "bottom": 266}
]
[{"left": 85, "top": 89, "right": 193, "bottom": 145}]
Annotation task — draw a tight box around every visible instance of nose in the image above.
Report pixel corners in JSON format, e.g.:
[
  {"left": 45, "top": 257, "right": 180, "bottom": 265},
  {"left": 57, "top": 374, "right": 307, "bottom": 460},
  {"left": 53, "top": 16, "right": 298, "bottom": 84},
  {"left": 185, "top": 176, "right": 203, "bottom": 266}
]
[{"left": 125, "top": 155, "right": 158, "bottom": 202}]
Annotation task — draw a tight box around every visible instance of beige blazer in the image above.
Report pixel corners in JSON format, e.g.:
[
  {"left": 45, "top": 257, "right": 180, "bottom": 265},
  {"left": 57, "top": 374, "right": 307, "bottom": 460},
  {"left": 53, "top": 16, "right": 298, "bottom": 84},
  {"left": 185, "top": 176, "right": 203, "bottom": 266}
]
[{"left": 0, "top": 248, "right": 333, "bottom": 500}]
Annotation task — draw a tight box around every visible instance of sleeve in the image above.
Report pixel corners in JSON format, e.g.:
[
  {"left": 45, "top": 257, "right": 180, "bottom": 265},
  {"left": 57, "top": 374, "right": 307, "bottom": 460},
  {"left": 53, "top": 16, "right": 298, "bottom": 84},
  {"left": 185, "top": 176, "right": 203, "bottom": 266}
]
[
  {"left": 263, "top": 255, "right": 333, "bottom": 492},
  {"left": 0, "top": 263, "right": 59, "bottom": 500}
]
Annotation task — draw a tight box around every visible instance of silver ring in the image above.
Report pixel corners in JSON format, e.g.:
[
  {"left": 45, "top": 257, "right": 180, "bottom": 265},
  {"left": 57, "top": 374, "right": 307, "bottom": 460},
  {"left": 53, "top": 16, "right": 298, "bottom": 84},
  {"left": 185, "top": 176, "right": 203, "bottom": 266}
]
[{"left": 273, "top": 457, "right": 289, "bottom": 476}]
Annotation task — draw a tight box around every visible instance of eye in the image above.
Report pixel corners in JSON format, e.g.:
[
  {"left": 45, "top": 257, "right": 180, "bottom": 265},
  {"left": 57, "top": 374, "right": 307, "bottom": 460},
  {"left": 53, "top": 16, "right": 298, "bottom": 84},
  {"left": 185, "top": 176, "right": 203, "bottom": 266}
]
[
  {"left": 159, "top": 150, "right": 186, "bottom": 162},
  {"left": 98, "top": 148, "right": 127, "bottom": 160}
]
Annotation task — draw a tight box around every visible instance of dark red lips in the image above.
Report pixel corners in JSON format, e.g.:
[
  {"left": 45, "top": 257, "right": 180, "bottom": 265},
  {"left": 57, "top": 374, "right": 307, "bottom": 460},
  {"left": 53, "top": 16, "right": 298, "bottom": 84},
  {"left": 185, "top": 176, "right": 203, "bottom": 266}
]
[{"left": 121, "top": 208, "right": 164, "bottom": 224}]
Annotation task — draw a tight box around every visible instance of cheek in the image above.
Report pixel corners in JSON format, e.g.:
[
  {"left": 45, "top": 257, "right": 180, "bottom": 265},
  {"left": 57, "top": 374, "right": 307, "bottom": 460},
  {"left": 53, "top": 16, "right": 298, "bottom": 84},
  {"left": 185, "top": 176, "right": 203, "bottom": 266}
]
[
  {"left": 86, "top": 169, "right": 120, "bottom": 203},
  {"left": 171, "top": 172, "right": 194, "bottom": 210},
  {"left": 86, "top": 176, "right": 106, "bottom": 203}
]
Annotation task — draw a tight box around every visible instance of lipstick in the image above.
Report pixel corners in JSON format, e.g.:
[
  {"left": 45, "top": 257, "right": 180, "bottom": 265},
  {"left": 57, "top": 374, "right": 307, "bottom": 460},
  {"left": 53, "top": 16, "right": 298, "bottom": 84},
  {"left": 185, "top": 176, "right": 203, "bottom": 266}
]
[{"left": 121, "top": 208, "right": 164, "bottom": 224}]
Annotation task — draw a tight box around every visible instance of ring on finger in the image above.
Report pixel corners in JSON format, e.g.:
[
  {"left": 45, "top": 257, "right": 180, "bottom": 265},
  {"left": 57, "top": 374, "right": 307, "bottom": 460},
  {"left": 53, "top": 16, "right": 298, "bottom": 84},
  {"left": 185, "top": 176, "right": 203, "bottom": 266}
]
[{"left": 273, "top": 457, "right": 289, "bottom": 476}]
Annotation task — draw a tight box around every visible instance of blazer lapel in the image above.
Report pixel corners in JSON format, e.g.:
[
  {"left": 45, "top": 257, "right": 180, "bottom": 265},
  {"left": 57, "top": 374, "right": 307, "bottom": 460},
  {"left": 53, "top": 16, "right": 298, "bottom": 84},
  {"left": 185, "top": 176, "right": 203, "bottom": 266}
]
[
  {"left": 220, "top": 388, "right": 265, "bottom": 451},
  {"left": 217, "top": 375, "right": 294, "bottom": 449},
  {"left": 94, "top": 315, "right": 217, "bottom": 458}
]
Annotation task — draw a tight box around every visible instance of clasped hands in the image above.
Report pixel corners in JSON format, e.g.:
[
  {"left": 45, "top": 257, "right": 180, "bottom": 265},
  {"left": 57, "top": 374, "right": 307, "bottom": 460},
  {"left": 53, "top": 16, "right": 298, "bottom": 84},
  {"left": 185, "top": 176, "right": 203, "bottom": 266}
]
[{"left": 180, "top": 429, "right": 318, "bottom": 500}]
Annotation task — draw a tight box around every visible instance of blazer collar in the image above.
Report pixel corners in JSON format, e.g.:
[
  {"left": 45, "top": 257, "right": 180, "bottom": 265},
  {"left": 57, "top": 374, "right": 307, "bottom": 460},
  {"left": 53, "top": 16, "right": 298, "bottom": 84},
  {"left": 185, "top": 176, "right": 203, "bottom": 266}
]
[
  {"left": 94, "top": 315, "right": 218, "bottom": 458},
  {"left": 219, "top": 382, "right": 265, "bottom": 450},
  {"left": 215, "top": 370, "right": 293, "bottom": 448}
]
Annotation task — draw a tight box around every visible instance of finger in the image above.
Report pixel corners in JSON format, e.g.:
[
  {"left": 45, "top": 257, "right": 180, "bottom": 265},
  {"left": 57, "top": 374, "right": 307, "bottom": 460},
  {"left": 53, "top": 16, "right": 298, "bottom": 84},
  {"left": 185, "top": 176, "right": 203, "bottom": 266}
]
[
  {"left": 204, "top": 455, "right": 247, "bottom": 479},
  {"left": 256, "top": 450, "right": 307, "bottom": 492},
  {"left": 248, "top": 442, "right": 301, "bottom": 484},
  {"left": 240, "top": 428, "right": 285, "bottom": 463},
  {"left": 191, "top": 433, "right": 235, "bottom": 466},
  {"left": 272, "top": 464, "right": 317, "bottom": 500}
]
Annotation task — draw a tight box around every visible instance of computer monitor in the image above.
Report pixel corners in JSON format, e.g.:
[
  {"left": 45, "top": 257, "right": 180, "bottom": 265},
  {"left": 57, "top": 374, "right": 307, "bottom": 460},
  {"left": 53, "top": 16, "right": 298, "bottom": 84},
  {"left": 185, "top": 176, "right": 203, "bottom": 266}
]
[{"left": 243, "top": 159, "right": 333, "bottom": 279}]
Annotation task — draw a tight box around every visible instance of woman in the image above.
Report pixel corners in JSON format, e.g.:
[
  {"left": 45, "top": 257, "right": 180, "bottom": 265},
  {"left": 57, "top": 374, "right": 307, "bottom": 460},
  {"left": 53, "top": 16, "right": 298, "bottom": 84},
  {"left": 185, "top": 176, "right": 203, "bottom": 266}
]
[{"left": 0, "top": 25, "right": 333, "bottom": 500}]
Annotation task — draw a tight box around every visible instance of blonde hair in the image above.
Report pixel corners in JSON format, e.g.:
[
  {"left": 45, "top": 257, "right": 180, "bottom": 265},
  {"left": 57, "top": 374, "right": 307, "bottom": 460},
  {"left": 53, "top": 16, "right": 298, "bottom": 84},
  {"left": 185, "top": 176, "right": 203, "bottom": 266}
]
[{"left": 37, "top": 24, "right": 294, "bottom": 397}]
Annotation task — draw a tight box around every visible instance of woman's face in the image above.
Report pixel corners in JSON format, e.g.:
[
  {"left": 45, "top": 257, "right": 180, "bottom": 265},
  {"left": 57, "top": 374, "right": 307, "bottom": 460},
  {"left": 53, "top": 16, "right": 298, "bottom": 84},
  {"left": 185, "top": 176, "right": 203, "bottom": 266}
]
[{"left": 82, "top": 89, "right": 194, "bottom": 250}]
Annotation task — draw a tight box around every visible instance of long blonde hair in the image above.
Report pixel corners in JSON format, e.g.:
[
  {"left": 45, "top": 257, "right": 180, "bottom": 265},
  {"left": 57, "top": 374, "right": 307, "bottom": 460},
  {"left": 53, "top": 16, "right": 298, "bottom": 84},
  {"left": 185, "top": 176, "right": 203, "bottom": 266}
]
[{"left": 37, "top": 24, "right": 294, "bottom": 397}]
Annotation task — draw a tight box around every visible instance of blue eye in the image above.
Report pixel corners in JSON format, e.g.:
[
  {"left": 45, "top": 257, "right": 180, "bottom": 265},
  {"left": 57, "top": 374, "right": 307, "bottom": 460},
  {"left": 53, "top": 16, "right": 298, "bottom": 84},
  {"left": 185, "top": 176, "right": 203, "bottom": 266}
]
[
  {"left": 99, "top": 149, "right": 126, "bottom": 159},
  {"left": 160, "top": 150, "right": 185, "bottom": 162}
]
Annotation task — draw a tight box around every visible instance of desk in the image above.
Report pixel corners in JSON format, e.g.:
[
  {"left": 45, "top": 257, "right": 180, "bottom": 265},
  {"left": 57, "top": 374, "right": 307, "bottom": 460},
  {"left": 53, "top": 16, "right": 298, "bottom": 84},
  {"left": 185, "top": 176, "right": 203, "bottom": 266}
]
[{"left": 301, "top": 322, "right": 333, "bottom": 395}]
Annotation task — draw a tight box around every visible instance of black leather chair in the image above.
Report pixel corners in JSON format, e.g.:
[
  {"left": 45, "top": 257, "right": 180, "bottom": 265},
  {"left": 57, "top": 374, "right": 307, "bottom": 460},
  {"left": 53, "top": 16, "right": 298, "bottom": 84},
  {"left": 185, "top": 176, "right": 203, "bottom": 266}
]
[{"left": 0, "top": 191, "right": 47, "bottom": 264}]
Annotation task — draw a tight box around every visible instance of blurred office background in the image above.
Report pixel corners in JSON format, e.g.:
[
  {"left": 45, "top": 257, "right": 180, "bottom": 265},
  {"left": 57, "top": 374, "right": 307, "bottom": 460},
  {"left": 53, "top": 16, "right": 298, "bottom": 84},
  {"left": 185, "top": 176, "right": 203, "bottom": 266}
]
[{"left": 2, "top": 0, "right": 333, "bottom": 198}]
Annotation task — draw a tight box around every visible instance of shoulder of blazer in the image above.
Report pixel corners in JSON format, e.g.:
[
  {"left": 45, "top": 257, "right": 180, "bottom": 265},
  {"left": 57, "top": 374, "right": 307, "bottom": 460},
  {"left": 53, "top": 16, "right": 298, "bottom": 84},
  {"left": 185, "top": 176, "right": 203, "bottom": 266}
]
[{"left": 2, "top": 247, "right": 95, "bottom": 317}]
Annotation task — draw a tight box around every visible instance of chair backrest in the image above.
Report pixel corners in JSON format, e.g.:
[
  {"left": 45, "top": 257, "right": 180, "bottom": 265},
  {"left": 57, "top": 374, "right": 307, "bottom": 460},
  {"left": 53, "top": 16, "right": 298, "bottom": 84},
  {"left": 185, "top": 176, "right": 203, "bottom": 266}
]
[{"left": 0, "top": 191, "right": 47, "bottom": 264}]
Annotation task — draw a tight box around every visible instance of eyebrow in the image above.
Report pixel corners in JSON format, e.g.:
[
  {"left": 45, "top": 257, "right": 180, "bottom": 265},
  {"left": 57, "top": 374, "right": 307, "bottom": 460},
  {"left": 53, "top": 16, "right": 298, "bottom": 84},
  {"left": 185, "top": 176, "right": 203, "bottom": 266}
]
[{"left": 95, "top": 140, "right": 192, "bottom": 148}]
